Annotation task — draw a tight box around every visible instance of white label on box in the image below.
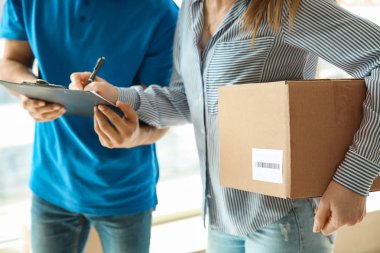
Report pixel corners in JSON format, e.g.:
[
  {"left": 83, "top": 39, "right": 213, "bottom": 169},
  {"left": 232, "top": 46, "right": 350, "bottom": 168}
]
[{"left": 252, "top": 148, "right": 283, "bottom": 184}]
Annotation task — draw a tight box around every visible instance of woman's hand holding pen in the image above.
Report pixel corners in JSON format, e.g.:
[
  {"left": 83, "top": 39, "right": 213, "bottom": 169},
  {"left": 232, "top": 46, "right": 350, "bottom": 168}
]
[
  {"left": 69, "top": 72, "right": 118, "bottom": 103},
  {"left": 70, "top": 72, "right": 142, "bottom": 148}
]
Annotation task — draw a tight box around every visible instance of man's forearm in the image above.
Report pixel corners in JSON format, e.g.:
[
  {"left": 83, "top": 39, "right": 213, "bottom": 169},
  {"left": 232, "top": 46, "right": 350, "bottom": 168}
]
[
  {"left": 138, "top": 122, "right": 169, "bottom": 146},
  {"left": 0, "top": 59, "right": 36, "bottom": 82},
  {"left": 0, "top": 59, "right": 37, "bottom": 97}
]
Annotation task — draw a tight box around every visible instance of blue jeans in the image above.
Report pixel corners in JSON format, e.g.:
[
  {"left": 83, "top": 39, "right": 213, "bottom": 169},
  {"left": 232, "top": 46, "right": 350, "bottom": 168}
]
[
  {"left": 31, "top": 195, "right": 152, "bottom": 253},
  {"left": 207, "top": 199, "right": 334, "bottom": 253}
]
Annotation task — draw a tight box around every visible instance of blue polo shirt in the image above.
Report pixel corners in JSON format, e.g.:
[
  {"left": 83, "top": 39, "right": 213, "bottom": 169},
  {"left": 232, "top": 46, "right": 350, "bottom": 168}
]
[{"left": 0, "top": 0, "right": 178, "bottom": 215}]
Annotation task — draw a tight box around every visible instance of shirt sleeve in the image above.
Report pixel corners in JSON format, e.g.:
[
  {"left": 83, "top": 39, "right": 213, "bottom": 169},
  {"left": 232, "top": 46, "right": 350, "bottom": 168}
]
[
  {"left": 0, "top": 0, "right": 28, "bottom": 40},
  {"left": 134, "top": 6, "right": 178, "bottom": 86},
  {"left": 117, "top": 4, "right": 191, "bottom": 129},
  {"left": 283, "top": 0, "right": 380, "bottom": 196}
]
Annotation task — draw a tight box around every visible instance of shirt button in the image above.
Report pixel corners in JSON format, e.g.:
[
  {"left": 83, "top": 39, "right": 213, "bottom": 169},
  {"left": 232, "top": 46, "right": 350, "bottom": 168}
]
[{"left": 207, "top": 194, "right": 212, "bottom": 199}]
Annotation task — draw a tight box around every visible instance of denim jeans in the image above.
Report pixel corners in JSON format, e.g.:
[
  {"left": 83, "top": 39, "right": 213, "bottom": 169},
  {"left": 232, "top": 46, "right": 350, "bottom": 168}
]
[
  {"left": 207, "top": 199, "right": 334, "bottom": 253},
  {"left": 31, "top": 195, "right": 152, "bottom": 253}
]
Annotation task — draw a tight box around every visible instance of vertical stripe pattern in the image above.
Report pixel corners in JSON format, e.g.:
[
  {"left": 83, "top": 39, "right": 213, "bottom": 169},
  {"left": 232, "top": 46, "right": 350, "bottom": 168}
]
[{"left": 119, "top": 0, "right": 380, "bottom": 235}]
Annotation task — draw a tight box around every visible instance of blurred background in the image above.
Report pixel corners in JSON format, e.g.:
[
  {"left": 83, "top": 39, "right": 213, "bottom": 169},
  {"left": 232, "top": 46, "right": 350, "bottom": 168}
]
[{"left": 0, "top": 0, "right": 380, "bottom": 252}]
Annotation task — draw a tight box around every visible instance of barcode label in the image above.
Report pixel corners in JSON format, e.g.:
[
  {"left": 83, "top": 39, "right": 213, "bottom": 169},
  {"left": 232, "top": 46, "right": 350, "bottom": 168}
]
[
  {"left": 252, "top": 148, "right": 283, "bottom": 184},
  {"left": 254, "top": 162, "right": 281, "bottom": 170}
]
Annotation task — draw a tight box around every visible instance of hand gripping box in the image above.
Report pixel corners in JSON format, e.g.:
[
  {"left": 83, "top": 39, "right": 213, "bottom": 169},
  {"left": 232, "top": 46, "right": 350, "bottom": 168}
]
[{"left": 218, "top": 79, "right": 380, "bottom": 198}]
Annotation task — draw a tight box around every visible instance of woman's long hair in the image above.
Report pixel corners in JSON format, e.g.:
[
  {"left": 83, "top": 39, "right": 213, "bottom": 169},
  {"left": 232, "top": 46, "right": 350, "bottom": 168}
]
[{"left": 243, "top": 0, "right": 302, "bottom": 39}]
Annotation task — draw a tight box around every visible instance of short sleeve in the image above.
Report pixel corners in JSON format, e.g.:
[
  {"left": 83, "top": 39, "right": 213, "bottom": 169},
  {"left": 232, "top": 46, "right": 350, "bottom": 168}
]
[
  {"left": 0, "top": 0, "right": 28, "bottom": 40},
  {"left": 134, "top": 6, "right": 178, "bottom": 87}
]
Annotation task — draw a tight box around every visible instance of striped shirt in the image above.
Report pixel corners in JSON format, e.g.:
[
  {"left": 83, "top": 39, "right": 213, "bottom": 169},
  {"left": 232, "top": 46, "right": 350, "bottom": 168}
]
[{"left": 118, "top": 0, "right": 380, "bottom": 235}]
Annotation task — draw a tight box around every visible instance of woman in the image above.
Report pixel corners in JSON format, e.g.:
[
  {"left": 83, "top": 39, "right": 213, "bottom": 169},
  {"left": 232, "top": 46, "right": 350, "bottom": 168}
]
[{"left": 71, "top": 0, "right": 380, "bottom": 252}]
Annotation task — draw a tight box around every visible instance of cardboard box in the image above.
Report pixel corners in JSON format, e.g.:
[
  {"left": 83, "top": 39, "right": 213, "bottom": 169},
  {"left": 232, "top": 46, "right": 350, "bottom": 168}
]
[{"left": 218, "top": 79, "right": 380, "bottom": 198}]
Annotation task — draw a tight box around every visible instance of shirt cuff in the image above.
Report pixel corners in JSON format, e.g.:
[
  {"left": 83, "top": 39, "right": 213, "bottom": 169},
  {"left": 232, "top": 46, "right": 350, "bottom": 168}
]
[
  {"left": 333, "top": 150, "right": 380, "bottom": 196},
  {"left": 116, "top": 87, "right": 141, "bottom": 110}
]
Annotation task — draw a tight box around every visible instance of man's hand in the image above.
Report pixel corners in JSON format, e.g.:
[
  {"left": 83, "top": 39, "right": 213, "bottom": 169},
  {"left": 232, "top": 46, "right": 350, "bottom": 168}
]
[
  {"left": 69, "top": 72, "right": 118, "bottom": 104},
  {"left": 94, "top": 101, "right": 142, "bottom": 148},
  {"left": 21, "top": 95, "right": 66, "bottom": 122},
  {"left": 313, "top": 180, "right": 366, "bottom": 235}
]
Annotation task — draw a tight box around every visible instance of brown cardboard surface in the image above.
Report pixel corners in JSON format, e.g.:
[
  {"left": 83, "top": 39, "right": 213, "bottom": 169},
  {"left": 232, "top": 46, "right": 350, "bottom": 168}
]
[
  {"left": 84, "top": 228, "right": 102, "bottom": 253},
  {"left": 219, "top": 82, "right": 289, "bottom": 197},
  {"left": 218, "top": 79, "right": 380, "bottom": 198},
  {"left": 288, "top": 80, "right": 367, "bottom": 197}
]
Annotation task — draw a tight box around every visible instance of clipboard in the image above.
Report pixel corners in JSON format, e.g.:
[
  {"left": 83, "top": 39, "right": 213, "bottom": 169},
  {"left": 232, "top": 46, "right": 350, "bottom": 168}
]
[{"left": 0, "top": 79, "right": 123, "bottom": 117}]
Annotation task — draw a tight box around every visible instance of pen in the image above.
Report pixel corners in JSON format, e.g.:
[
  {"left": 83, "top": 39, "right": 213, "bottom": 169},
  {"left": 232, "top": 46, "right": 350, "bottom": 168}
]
[{"left": 85, "top": 57, "right": 106, "bottom": 86}]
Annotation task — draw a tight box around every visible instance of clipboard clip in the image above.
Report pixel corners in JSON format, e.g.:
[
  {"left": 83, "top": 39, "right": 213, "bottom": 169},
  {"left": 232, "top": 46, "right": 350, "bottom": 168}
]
[
  {"left": 22, "top": 79, "right": 66, "bottom": 89},
  {"left": 36, "top": 79, "right": 50, "bottom": 85}
]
